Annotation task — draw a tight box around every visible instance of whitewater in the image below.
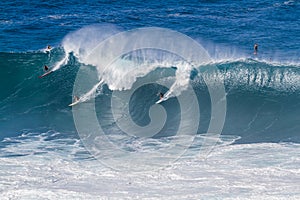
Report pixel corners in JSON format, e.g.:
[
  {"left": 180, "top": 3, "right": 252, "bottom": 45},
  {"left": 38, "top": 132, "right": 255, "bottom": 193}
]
[{"left": 1, "top": 0, "right": 300, "bottom": 199}]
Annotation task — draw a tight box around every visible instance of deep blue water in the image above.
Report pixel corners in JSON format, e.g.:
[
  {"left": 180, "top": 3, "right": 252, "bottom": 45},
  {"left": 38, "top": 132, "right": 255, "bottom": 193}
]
[{"left": 1, "top": 0, "right": 299, "bottom": 58}]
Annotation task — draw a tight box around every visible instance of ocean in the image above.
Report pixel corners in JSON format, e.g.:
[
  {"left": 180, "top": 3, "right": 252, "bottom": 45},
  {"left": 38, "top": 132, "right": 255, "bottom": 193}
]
[{"left": 0, "top": 0, "right": 300, "bottom": 199}]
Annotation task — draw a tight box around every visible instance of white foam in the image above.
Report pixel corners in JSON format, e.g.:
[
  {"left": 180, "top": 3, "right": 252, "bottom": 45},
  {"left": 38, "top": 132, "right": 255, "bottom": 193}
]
[
  {"left": 52, "top": 54, "right": 69, "bottom": 71},
  {"left": 0, "top": 132, "right": 299, "bottom": 199},
  {"left": 61, "top": 25, "right": 300, "bottom": 106},
  {"left": 62, "top": 25, "right": 213, "bottom": 104}
]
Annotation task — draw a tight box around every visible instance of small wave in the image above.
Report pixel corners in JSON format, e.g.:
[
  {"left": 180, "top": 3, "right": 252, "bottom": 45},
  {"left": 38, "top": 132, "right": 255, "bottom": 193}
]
[{"left": 274, "top": 0, "right": 297, "bottom": 7}]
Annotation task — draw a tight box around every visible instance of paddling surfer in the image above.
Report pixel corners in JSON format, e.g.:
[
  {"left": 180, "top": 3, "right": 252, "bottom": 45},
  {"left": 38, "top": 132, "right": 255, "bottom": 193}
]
[{"left": 254, "top": 43, "right": 258, "bottom": 55}]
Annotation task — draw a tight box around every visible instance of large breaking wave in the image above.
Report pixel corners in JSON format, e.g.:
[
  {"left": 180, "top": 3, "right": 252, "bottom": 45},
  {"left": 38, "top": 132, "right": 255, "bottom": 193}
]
[{"left": 1, "top": 25, "right": 300, "bottom": 144}]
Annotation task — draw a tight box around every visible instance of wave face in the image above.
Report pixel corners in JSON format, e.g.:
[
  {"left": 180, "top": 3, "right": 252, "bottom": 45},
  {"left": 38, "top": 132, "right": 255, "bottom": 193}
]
[
  {"left": 1, "top": 47, "right": 300, "bottom": 144},
  {"left": 0, "top": 50, "right": 77, "bottom": 139}
]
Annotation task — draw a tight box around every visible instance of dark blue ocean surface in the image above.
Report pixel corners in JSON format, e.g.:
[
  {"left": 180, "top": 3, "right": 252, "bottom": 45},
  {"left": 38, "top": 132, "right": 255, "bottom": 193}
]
[{"left": 1, "top": 0, "right": 299, "bottom": 60}]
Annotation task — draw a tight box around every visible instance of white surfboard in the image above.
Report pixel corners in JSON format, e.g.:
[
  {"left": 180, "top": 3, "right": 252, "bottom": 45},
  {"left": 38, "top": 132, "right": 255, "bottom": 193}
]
[
  {"left": 68, "top": 100, "right": 80, "bottom": 107},
  {"left": 39, "top": 70, "right": 53, "bottom": 78},
  {"left": 156, "top": 98, "right": 167, "bottom": 104}
]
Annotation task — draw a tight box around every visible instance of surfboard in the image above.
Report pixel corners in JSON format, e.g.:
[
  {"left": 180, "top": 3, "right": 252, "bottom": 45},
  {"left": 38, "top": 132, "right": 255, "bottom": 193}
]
[
  {"left": 156, "top": 98, "right": 166, "bottom": 104},
  {"left": 156, "top": 99, "right": 163, "bottom": 104},
  {"left": 39, "top": 70, "right": 53, "bottom": 78},
  {"left": 68, "top": 100, "right": 80, "bottom": 107}
]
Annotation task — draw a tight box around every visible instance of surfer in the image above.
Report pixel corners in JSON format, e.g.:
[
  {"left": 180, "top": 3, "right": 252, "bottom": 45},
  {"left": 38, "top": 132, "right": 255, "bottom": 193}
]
[
  {"left": 44, "top": 65, "right": 49, "bottom": 71},
  {"left": 254, "top": 43, "right": 258, "bottom": 55},
  {"left": 155, "top": 92, "right": 165, "bottom": 104},
  {"left": 159, "top": 92, "right": 164, "bottom": 100},
  {"left": 47, "top": 45, "right": 52, "bottom": 50},
  {"left": 73, "top": 96, "right": 79, "bottom": 102}
]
